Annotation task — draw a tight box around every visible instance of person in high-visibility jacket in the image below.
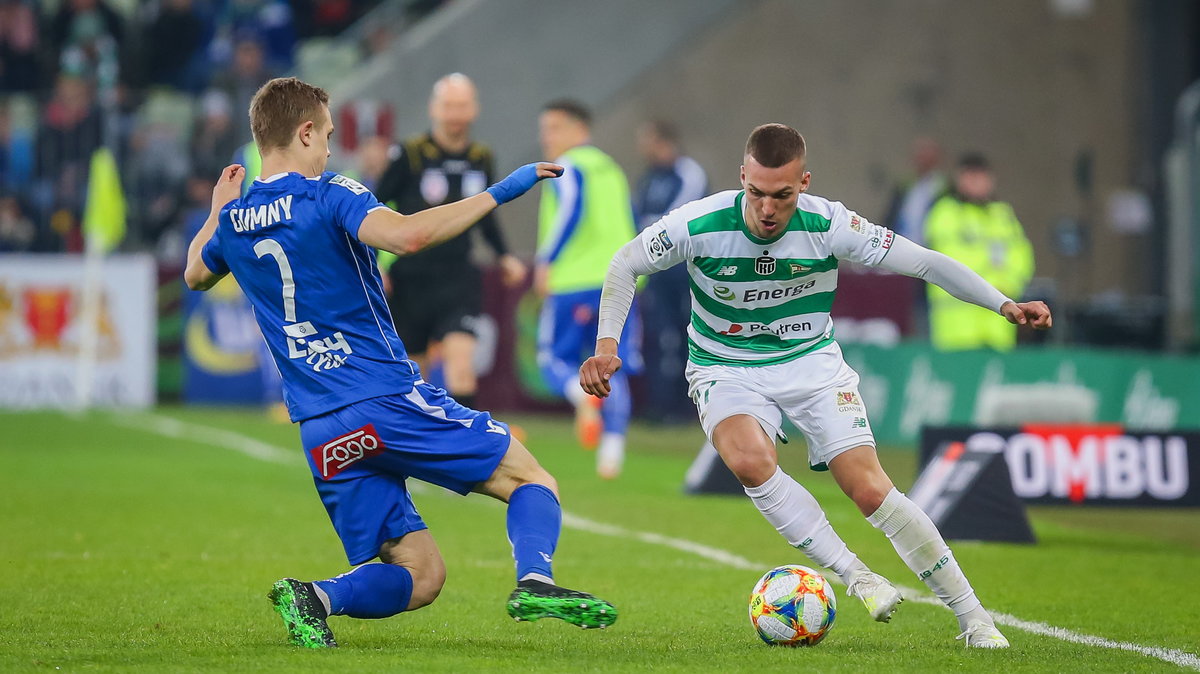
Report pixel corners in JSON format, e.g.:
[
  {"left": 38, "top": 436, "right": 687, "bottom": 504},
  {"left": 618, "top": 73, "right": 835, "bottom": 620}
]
[
  {"left": 535, "top": 99, "right": 640, "bottom": 479},
  {"left": 924, "top": 153, "right": 1034, "bottom": 351}
]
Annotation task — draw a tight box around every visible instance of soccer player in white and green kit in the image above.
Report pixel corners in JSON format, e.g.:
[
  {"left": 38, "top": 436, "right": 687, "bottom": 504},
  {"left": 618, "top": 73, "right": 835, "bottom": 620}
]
[{"left": 580, "top": 124, "right": 1052, "bottom": 648}]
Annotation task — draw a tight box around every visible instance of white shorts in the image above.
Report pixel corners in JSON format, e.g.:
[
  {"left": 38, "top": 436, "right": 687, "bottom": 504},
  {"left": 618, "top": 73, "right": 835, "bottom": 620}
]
[{"left": 685, "top": 341, "right": 875, "bottom": 471}]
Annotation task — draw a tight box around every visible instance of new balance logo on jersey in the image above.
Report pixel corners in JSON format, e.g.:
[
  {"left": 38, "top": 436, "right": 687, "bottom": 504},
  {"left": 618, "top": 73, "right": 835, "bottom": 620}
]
[
  {"left": 716, "top": 265, "right": 737, "bottom": 276},
  {"left": 310, "top": 425, "right": 385, "bottom": 479},
  {"left": 284, "top": 321, "right": 353, "bottom": 371},
  {"left": 230, "top": 195, "right": 294, "bottom": 233}
]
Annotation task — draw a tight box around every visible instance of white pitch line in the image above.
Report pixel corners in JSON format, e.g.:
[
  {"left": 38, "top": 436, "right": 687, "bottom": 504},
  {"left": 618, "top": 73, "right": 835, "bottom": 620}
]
[
  {"left": 110, "top": 412, "right": 1200, "bottom": 671},
  {"left": 107, "top": 411, "right": 300, "bottom": 466}
]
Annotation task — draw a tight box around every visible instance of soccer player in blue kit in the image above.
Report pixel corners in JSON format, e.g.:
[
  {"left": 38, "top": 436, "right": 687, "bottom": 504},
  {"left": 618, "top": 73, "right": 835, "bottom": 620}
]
[{"left": 184, "top": 77, "right": 616, "bottom": 648}]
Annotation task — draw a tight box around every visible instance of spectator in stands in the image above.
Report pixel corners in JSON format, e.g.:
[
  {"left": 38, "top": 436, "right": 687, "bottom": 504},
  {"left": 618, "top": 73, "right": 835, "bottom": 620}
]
[
  {"left": 142, "top": 0, "right": 207, "bottom": 92},
  {"left": 924, "top": 153, "right": 1035, "bottom": 351},
  {"left": 190, "top": 89, "right": 240, "bottom": 179},
  {"left": 0, "top": 102, "right": 34, "bottom": 191},
  {"left": 536, "top": 99, "right": 640, "bottom": 479},
  {"left": 34, "top": 74, "right": 102, "bottom": 237},
  {"left": 210, "top": 37, "right": 273, "bottom": 144},
  {"left": 49, "top": 0, "right": 125, "bottom": 84},
  {"left": 295, "top": 0, "right": 361, "bottom": 38},
  {"left": 220, "top": 0, "right": 296, "bottom": 73},
  {"left": 885, "top": 136, "right": 946, "bottom": 245},
  {"left": 0, "top": 191, "right": 34, "bottom": 251},
  {"left": 0, "top": 0, "right": 41, "bottom": 93},
  {"left": 632, "top": 119, "right": 708, "bottom": 423}
]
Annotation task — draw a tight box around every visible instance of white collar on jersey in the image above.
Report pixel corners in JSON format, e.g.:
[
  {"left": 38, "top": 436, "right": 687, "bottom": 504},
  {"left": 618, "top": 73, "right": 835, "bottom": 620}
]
[{"left": 255, "top": 171, "right": 323, "bottom": 183}]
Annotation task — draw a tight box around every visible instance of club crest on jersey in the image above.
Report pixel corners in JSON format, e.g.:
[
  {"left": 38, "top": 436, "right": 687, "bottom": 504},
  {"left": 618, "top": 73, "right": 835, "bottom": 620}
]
[
  {"left": 755, "top": 252, "right": 776, "bottom": 275},
  {"left": 310, "top": 424, "right": 385, "bottom": 479},
  {"left": 420, "top": 168, "right": 449, "bottom": 204},
  {"left": 789, "top": 263, "right": 811, "bottom": 274}
]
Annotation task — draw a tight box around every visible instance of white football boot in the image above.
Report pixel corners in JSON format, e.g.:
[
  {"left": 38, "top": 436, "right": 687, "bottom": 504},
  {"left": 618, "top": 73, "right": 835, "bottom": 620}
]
[
  {"left": 956, "top": 620, "right": 1011, "bottom": 648},
  {"left": 846, "top": 570, "right": 903, "bottom": 622}
]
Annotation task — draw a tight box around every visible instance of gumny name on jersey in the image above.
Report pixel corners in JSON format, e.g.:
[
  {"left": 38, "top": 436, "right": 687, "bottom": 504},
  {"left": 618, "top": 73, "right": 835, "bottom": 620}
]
[{"left": 230, "top": 195, "right": 294, "bottom": 233}]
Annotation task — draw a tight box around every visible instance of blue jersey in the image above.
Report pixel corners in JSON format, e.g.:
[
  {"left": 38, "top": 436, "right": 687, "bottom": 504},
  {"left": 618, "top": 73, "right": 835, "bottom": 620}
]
[{"left": 200, "top": 171, "right": 416, "bottom": 421}]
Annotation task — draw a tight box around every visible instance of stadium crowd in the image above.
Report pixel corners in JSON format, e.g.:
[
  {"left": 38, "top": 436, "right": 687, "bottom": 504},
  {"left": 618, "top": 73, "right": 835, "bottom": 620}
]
[{"left": 0, "top": 0, "right": 430, "bottom": 254}]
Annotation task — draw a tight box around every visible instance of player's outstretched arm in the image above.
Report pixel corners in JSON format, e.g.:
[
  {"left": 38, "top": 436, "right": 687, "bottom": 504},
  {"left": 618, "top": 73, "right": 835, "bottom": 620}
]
[
  {"left": 876, "top": 234, "right": 1052, "bottom": 330},
  {"left": 184, "top": 164, "right": 244, "bottom": 291},
  {"left": 357, "top": 162, "right": 563, "bottom": 256}
]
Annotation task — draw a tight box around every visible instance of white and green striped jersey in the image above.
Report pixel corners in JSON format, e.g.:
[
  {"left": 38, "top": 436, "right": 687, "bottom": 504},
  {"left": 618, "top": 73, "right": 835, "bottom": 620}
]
[{"left": 636, "top": 189, "right": 895, "bottom": 367}]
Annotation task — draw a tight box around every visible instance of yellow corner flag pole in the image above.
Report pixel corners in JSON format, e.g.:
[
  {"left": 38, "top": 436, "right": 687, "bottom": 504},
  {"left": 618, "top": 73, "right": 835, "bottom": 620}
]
[{"left": 75, "top": 146, "right": 127, "bottom": 409}]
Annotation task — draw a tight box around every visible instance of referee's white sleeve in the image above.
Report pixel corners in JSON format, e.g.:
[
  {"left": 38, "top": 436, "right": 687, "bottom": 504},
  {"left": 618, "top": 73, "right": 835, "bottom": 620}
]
[
  {"left": 877, "top": 234, "right": 1012, "bottom": 313},
  {"left": 597, "top": 239, "right": 658, "bottom": 342}
]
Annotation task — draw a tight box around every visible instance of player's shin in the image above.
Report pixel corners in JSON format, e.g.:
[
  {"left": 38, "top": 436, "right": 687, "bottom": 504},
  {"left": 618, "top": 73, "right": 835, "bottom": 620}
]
[
  {"left": 745, "top": 467, "right": 868, "bottom": 584},
  {"left": 866, "top": 488, "right": 991, "bottom": 629},
  {"left": 313, "top": 563, "right": 414, "bottom": 618},
  {"left": 506, "top": 483, "right": 560, "bottom": 583}
]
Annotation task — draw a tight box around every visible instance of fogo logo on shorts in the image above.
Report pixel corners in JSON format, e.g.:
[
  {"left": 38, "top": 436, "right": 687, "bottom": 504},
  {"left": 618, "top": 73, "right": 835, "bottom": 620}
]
[{"left": 310, "top": 424, "right": 385, "bottom": 479}]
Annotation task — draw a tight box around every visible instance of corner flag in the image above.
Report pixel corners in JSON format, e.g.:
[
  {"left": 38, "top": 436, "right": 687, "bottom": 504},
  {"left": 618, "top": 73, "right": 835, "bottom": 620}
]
[{"left": 82, "top": 147, "right": 126, "bottom": 252}]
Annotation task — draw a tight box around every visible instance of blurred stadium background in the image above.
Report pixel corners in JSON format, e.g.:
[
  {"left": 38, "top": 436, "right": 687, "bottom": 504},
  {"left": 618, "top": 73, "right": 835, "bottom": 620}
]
[{"left": 2, "top": 0, "right": 1199, "bottom": 671}]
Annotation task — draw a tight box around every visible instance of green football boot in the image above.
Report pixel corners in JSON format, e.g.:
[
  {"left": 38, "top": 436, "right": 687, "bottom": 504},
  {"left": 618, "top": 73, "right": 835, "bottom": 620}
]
[
  {"left": 506, "top": 579, "right": 617, "bottom": 629},
  {"left": 268, "top": 578, "right": 338, "bottom": 648}
]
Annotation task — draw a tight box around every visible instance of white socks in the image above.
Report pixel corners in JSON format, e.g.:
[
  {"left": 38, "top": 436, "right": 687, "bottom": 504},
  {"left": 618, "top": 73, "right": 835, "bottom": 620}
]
[
  {"left": 744, "top": 467, "right": 868, "bottom": 585},
  {"left": 597, "top": 432, "right": 624, "bottom": 478},
  {"left": 867, "top": 488, "right": 988, "bottom": 629}
]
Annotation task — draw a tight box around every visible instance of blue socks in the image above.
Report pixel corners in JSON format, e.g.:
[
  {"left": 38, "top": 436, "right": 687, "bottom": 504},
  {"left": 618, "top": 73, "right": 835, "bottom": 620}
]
[
  {"left": 314, "top": 563, "right": 413, "bottom": 619},
  {"left": 507, "top": 483, "right": 561, "bottom": 582}
]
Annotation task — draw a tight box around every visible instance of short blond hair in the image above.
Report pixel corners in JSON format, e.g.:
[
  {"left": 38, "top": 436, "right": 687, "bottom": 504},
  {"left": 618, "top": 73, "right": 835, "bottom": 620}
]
[{"left": 249, "top": 77, "right": 330, "bottom": 151}]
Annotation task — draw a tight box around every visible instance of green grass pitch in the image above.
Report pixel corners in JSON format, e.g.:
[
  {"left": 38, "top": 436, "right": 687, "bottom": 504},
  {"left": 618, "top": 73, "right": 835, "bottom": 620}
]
[{"left": 2, "top": 407, "right": 1198, "bottom": 672}]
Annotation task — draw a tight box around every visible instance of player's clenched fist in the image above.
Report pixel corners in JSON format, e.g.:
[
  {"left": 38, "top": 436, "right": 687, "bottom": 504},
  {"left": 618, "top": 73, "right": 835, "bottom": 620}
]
[
  {"left": 579, "top": 352, "right": 622, "bottom": 399},
  {"left": 1000, "top": 300, "right": 1052, "bottom": 329},
  {"left": 212, "top": 164, "right": 245, "bottom": 212}
]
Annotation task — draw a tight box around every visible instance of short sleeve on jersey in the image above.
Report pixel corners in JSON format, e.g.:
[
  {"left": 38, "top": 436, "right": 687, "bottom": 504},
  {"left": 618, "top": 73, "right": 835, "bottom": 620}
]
[
  {"left": 200, "top": 229, "right": 229, "bottom": 275},
  {"left": 828, "top": 205, "right": 895, "bottom": 267},
  {"left": 325, "top": 173, "right": 386, "bottom": 239}
]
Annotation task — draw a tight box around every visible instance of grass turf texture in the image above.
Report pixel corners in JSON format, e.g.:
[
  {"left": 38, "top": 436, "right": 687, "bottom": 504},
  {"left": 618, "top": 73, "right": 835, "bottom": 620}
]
[{"left": 2, "top": 407, "right": 1198, "bottom": 672}]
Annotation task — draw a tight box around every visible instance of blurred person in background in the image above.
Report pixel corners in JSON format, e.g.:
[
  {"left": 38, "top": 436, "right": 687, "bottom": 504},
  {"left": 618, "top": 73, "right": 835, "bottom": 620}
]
[
  {"left": 49, "top": 0, "right": 125, "bottom": 83},
  {"left": 885, "top": 136, "right": 945, "bottom": 245},
  {"left": 536, "top": 99, "right": 639, "bottom": 479},
  {"left": 0, "top": 191, "right": 35, "bottom": 251},
  {"left": 141, "top": 0, "right": 207, "bottom": 93},
  {"left": 375, "top": 73, "right": 525, "bottom": 412},
  {"left": 0, "top": 0, "right": 42, "bottom": 93},
  {"left": 211, "top": 37, "right": 275, "bottom": 145},
  {"left": 218, "top": 0, "right": 296, "bottom": 73},
  {"left": 633, "top": 119, "right": 708, "bottom": 424},
  {"left": 355, "top": 134, "right": 393, "bottom": 192},
  {"left": 34, "top": 73, "right": 102, "bottom": 249},
  {"left": 924, "top": 153, "right": 1034, "bottom": 351},
  {"left": 0, "top": 102, "right": 34, "bottom": 192},
  {"left": 883, "top": 137, "right": 946, "bottom": 337},
  {"left": 191, "top": 89, "right": 241, "bottom": 179}
]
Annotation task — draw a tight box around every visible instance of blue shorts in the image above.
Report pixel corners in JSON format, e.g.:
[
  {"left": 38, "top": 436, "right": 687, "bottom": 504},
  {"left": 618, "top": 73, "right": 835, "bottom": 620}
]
[
  {"left": 537, "top": 288, "right": 643, "bottom": 375},
  {"left": 299, "top": 382, "right": 511, "bottom": 565}
]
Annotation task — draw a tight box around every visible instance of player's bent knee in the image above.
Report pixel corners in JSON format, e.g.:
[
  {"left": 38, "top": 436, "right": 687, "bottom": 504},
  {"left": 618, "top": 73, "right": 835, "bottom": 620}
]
[
  {"left": 722, "top": 448, "right": 777, "bottom": 487},
  {"left": 407, "top": 559, "right": 447, "bottom": 610}
]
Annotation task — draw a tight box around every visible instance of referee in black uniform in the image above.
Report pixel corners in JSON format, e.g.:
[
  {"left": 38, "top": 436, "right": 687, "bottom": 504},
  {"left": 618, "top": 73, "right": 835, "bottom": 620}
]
[{"left": 375, "top": 73, "right": 527, "bottom": 410}]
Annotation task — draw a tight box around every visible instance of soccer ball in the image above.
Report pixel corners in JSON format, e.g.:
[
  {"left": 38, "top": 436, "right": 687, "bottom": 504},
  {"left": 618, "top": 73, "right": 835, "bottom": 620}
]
[{"left": 748, "top": 565, "right": 836, "bottom": 646}]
